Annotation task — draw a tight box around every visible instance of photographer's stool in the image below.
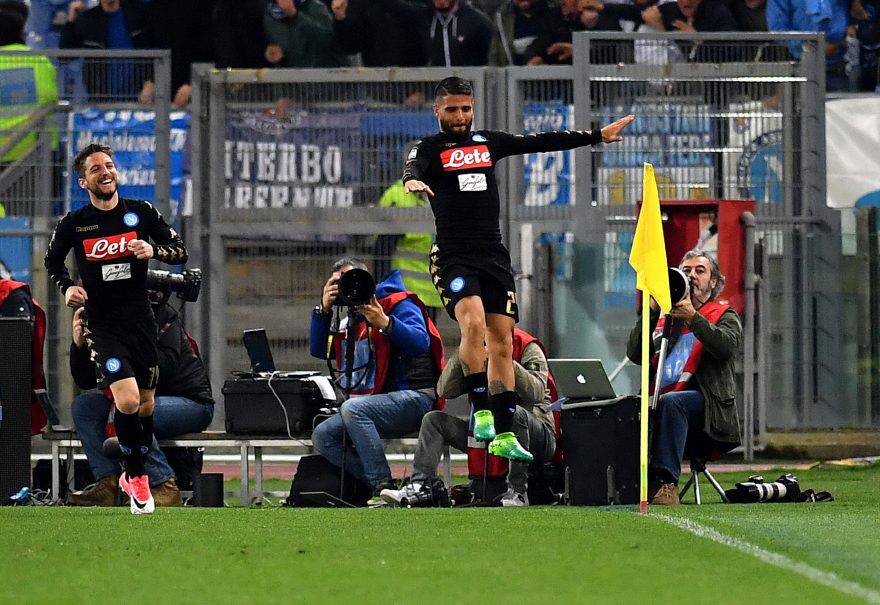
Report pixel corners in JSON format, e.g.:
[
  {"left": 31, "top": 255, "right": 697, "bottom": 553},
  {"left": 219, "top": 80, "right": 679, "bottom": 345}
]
[{"left": 679, "top": 437, "right": 732, "bottom": 504}]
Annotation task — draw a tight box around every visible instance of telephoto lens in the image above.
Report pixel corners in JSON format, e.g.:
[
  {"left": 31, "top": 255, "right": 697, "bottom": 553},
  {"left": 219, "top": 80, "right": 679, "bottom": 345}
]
[{"left": 400, "top": 478, "right": 451, "bottom": 508}]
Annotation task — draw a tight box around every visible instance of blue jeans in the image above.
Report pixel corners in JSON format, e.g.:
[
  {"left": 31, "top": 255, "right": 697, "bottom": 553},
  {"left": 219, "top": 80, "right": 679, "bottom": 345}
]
[
  {"left": 71, "top": 391, "right": 214, "bottom": 487},
  {"left": 650, "top": 389, "right": 705, "bottom": 484},
  {"left": 312, "top": 390, "right": 434, "bottom": 487}
]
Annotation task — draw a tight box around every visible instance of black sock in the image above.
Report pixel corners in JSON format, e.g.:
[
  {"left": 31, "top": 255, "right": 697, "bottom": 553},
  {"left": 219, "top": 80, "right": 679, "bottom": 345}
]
[
  {"left": 115, "top": 409, "right": 145, "bottom": 477},
  {"left": 490, "top": 391, "right": 517, "bottom": 434},
  {"left": 464, "top": 371, "right": 489, "bottom": 411},
  {"left": 139, "top": 413, "right": 154, "bottom": 456}
]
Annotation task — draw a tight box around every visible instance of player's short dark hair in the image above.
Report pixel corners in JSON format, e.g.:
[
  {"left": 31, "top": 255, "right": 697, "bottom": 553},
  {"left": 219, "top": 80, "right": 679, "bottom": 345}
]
[
  {"left": 433, "top": 77, "right": 473, "bottom": 103},
  {"left": 74, "top": 143, "right": 114, "bottom": 178}
]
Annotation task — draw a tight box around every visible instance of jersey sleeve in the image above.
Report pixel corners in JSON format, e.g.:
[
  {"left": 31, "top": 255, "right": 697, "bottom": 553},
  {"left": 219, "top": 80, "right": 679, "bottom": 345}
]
[
  {"left": 143, "top": 202, "right": 188, "bottom": 265},
  {"left": 44, "top": 214, "right": 76, "bottom": 295},
  {"left": 402, "top": 138, "right": 433, "bottom": 184},
  {"left": 488, "top": 129, "right": 603, "bottom": 160}
]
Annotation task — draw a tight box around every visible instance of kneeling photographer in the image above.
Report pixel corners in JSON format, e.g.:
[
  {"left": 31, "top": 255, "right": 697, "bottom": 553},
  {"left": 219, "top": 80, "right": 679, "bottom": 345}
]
[
  {"left": 310, "top": 258, "right": 444, "bottom": 504},
  {"left": 627, "top": 250, "right": 742, "bottom": 506},
  {"left": 382, "top": 327, "right": 558, "bottom": 507},
  {"left": 68, "top": 269, "right": 214, "bottom": 507}
]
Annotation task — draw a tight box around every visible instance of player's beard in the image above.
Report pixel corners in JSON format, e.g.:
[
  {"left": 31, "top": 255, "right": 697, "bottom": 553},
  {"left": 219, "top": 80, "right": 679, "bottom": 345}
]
[
  {"left": 88, "top": 179, "right": 117, "bottom": 201},
  {"left": 439, "top": 116, "right": 472, "bottom": 140}
]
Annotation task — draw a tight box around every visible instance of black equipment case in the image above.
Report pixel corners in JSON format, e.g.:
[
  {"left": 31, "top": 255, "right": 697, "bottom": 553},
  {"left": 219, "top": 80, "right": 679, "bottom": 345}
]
[
  {"left": 286, "top": 454, "right": 372, "bottom": 507},
  {"left": 222, "top": 376, "right": 328, "bottom": 436},
  {"left": 561, "top": 395, "right": 640, "bottom": 505}
]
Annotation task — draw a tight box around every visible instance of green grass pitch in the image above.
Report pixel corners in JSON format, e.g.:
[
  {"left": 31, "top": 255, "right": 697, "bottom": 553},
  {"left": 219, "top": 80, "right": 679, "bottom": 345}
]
[{"left": 1, "top": 464, "right": 877, "bottom": 604}]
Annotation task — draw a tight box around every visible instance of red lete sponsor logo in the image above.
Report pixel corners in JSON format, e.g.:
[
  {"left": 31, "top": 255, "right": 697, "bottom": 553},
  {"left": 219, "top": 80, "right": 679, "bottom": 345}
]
[
  {"left": 441, "top": 145, "right": 492, "bottom": 171},
  {"left": 83, "top": 231, "right": 137, "bottom": 261}
]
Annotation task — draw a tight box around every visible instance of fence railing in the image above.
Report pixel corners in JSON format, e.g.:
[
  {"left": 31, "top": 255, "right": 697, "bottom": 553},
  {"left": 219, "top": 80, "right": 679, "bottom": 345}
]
[{"left": 5, "top": 40, "right": 877, "bottom": 450}]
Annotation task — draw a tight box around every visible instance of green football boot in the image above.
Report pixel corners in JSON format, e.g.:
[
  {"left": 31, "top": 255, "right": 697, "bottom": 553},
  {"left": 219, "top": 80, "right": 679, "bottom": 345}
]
[
  {"left": 488, "top": 432, "right": 534, "bottom": 462},
  {"left": 472, "top": 410, "right": 496, "bottom": 441}
]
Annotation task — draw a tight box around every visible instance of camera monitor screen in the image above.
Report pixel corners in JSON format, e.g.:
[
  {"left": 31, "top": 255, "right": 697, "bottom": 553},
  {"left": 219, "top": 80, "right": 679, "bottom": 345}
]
[{"left": 243, "top": 329, "right": 276, "bottom": 374}]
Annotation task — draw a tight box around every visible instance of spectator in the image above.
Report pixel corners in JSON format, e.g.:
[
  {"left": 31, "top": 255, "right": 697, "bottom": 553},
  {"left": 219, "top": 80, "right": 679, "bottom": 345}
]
[
  {"left": 377, "top": 0, "right": 494, "bottom": 66},
  {"left": 729, "top": 0, "right": 768, "bottom": 31},
  {"left": 767, "top": 0, "right": 849, "bottom": 89},
  {"left": 593, "top": 0, "right": 738, "bottom": 34},
  {"left": 143, "top": 0, "right": 213, "bottom": 108},
  {"left": 66, "top": 302, "right": 215, "bottom": 507},
  {"left": 208, "top": 0, "right": 267, "bottom": 69},
  {"left": 488, "top": 0, "right": 566, "bottom": 66},
  {"left": 0, "top": 0, "right": 58, "bottom": 163},
  {"left": 330, "top": 0, "right": 426, "bottom": 66},
  {"left": 264, "top": 0, "right": 347, "bottom": 68},
  {"left": 526, "top": 0, "right": 621, "bottom": 65},
  {"left": 25, "top": 0, "right": 71, "bottom": 49},
  {"left": 60, "top": 0, "right": 154, "bottom": 99},
  {"left": 851, "top": 0, "right": 880, "bottom": 90}
]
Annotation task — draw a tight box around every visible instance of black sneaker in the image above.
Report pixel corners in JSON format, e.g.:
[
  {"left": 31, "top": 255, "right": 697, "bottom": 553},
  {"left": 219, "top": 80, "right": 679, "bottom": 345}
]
[{"left": 368, "top": 479, "right": 398, "bottom": 507}]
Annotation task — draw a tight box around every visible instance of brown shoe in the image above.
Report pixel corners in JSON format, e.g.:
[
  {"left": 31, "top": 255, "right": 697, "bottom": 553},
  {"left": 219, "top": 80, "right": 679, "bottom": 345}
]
[
  {"left": 651, "top": 482, "right": 680, "bottom": 506},
  {"left": 152, "top": 478, "right": 183, "bottom": 507},
  {"left": 67, "top": 475, "right": 119, "bottom": 507}
]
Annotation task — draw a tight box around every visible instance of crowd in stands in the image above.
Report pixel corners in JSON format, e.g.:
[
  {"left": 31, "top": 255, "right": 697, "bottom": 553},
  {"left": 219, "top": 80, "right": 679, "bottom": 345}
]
[{"left": 16, "top": 0, "right": 880, "bottom": 94}]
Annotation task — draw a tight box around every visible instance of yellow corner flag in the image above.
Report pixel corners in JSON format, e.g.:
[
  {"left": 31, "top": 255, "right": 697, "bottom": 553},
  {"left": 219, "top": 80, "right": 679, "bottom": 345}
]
[{"left": 628, "top": 163, "right": 670, "bottom": 514}]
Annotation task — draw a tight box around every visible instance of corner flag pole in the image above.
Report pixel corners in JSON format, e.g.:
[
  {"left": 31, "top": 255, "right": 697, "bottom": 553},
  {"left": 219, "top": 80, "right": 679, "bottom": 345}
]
[
  {"left": 640, "top": 288, "right": 650, "bottom": 514},
  {"left": 628, "top": 162, "right": 671, "bottom": 515}
]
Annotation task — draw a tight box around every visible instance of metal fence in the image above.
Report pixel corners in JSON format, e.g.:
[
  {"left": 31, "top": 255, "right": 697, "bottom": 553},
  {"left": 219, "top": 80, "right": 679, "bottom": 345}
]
[
  {"left": 0, "top": 49, "right": 171, "bottom": 416},
  {"left": 7, "top": 39, "right": 877, "bottom": 446}
]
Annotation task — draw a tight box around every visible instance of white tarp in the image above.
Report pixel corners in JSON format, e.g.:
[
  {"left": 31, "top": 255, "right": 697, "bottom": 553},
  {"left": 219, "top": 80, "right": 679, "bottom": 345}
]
[{"left": 826, "top": 97, "right": 880, "bottom": 208}]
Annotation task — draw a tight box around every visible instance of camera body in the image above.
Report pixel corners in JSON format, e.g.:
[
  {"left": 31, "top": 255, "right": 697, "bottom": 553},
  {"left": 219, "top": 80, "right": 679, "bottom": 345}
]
[{"left": 146, "top": 268, "right": 202, "bottom": 304}]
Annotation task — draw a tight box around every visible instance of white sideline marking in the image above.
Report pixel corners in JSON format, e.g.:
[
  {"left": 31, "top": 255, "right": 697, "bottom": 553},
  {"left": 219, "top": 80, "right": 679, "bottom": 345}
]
[{"left": 654, "top": 514, "right": 880, "bottom": 604}]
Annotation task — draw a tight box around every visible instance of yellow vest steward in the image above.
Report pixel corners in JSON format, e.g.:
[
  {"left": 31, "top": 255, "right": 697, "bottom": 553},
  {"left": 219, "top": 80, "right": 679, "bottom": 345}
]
[
  {"left": 0, "top": 44, "right": 58, "bottom": 163},
  {"left": 378, "top": 180, "right": 441, "bottom": 308}
]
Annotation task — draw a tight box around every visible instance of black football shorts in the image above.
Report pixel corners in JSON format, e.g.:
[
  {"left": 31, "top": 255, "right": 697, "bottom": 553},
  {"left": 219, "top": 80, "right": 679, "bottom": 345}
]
[
  {"left": 429, "top": 242, "right": 519, "bottom": 322},
  {"left": 82, "top": 313, "right": 159, "bottom": 390}
]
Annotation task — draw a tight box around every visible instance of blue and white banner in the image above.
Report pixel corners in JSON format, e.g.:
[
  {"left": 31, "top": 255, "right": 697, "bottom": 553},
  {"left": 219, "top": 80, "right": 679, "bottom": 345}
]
[
  {"left": 522, "top": 102, "right": 575, "bottom": 206},
  {"left": 225, "top": 110, "right": 361, "bottom": 209},
  {"left": 67, "top": 110, "right": 189, "bottom": 217}
]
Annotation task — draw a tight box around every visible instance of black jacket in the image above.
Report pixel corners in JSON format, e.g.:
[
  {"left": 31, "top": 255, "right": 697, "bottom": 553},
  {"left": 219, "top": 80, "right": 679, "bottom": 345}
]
[
  {"left": 208, "top": 0, "right": 267, "bottom": 68},
  {"left": 332, "top": 0, "right": 427, "bottom": 66},
  {"left": 378, "top": 0, "right": 493, "bottom": 66},
  {"left": 70, "top": 304, "right": 214, "bottom": 406},
  {"left": 60, "top": 0, "right": 153, "bottom": 50}
]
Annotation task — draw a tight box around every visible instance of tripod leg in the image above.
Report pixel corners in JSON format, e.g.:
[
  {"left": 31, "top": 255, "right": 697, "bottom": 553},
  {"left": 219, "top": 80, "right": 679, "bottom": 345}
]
[
  {"left": 693, "top": 472, "right": 701, "bottom": 505},
  {"left": 703, "top": 469, "right": 728, "bottom": 503},
  {"left": 680, "top": 473, "right": 695, "bottom": 498}
]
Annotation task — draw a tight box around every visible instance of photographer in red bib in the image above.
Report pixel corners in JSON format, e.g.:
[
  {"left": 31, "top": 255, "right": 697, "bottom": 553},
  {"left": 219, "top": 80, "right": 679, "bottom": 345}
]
[
  {"left": 45, "top": 143, "right": 188, "bottom": 515},
  {"left": 627, "top": 250, "right": 743, "bottom": 506},
  {"left": 403, "top": 76, "right": 633, "bottom": 461}
]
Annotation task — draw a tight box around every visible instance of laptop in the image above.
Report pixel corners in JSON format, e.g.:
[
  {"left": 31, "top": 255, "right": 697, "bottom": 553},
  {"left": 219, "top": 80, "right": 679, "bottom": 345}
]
[
  {"left": 34, "top": 389, "right": 72, "bottom": 432},
  {"left": 241, "top": 329, "right": 321, "bottom": 379},
  {"left": 548, "top": 359, "right": 616, "bottom": 401},
  {"left": 243, "top": 328, "right": 276, "bottom": 374}
]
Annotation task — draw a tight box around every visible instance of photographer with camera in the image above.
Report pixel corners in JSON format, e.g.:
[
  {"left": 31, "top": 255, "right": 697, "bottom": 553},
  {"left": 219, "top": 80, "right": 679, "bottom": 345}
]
[
  {"left": 309, "top": 258, "right": 444, "bottom": 503},
  {"left": 66, "top": 271, "right": 213, "bottom": 508},
  {"left": 627, "top": 250, "right": 742, "bottom": 506},
  {"left": 381, "top": 327, "right": 558, "bottom": 507}
]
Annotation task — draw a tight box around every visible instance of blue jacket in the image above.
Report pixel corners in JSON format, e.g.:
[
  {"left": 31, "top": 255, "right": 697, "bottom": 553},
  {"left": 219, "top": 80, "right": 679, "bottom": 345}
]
[
  {"left": 767, "top": 0, "right": 848, "bottom": 60},
  {"left": 309, "top": 270, "right": 432, "bottom": 393}
]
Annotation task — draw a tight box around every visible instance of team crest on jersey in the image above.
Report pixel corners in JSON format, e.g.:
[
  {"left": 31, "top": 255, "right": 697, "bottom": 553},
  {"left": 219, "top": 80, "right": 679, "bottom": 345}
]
[
  {"left": 441, "top": 145, "right": 492, "bottom": 171},
  {"left": 105, "top": 358, "right": 122, "bottom": 373},
  {"left": 450, "top": 277, "right": 466, "bottom": 292},
  {"left": 472, "top": 134, "right": 487, "bottom": 142},
  {"left": 123, "top": 212, "right": 139, "bottom": 227}
]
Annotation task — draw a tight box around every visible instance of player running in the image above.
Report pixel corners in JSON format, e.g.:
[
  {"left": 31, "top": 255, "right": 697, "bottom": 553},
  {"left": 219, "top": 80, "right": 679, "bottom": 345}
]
[
  {"left": 403, "top": 77, "right": 633, "bottom": 462},
  {"left": 45, "top": 143, "right": 187, "bottom": 514}
]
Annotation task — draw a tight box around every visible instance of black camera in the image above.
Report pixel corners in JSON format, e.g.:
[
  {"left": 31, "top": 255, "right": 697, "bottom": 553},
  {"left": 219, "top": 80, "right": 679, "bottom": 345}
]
[
  {"left": 146, "top": 268, "right": 202, "bottom": 303},
  {"left": 334, "top": 268, "right": 376, "bottom": 307},
  {"left": 399, "top": 478, "right": 452, "bottom": 508}
]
